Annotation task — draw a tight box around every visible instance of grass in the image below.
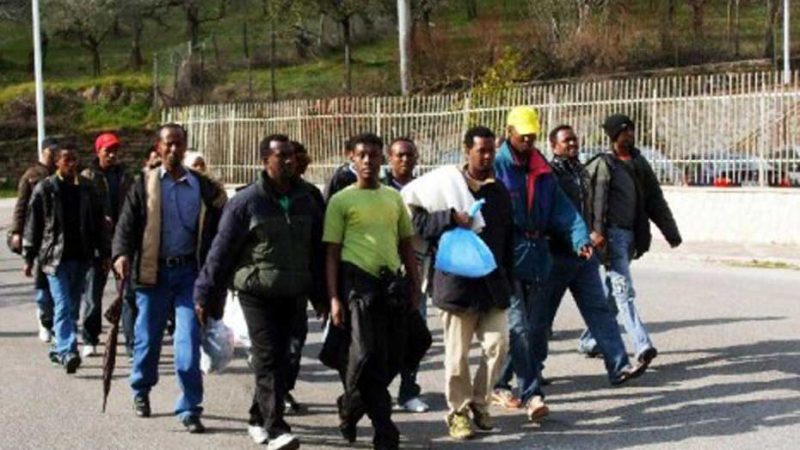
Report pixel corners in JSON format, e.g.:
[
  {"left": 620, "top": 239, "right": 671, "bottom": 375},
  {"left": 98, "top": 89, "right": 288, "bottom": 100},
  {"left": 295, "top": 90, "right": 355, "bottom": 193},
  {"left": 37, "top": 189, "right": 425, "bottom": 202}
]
[{"left": 0, "top": 187, "right": 16, "bottom": 199}]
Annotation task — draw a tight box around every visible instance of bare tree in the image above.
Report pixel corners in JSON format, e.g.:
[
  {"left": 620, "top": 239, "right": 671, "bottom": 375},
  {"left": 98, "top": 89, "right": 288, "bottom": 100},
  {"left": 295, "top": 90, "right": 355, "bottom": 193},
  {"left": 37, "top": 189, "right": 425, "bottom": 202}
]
[
  {"left": 0, "top": 0, "right": 26, "bottom": 21},
  {"left": 686, "top": 0, "right": 710, "bottom": 39},
  {"left": 312, "top": 0, "right": 372, "bottom": 94},
  {"left": 763, "top": 0, "right": 781, "bottom": 59},
  {"left": 119, "top": 0, "right": 169, "bottom": 70},
  {"left": 261, "top": 0, "right": 298, "bottom": 101},
  {"left": 43, "top": 0, "right": 118, "bottom": 76},
  {"left": 166, "top": 0, "right": 228, "bottom": 48}
]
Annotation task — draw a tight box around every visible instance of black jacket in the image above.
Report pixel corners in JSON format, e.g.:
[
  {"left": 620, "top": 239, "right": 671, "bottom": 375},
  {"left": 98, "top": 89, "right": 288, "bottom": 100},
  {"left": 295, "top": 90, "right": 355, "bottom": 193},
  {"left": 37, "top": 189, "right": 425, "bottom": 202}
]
[
  {"left": 323, "top": 163, "right": 357, "bottom": 200},
  {"left": 23, "top": 174, "right": 110, "bottom": 273},
  {"left": 412, "top": 179, "right": 514, "bottom": 313},
  {"left": 81, "top": 159, "right": 135, "bottom": 225},
  {"left": 550, "top": 156, "right": 591, "bottom": 255},
  {"left": 112, "top": 167, "right": 227, "bottom": 289},
  {"left": 586, "top": 148, "right": 682, "bottom": 258},
  {"left": 12, "top": 162, "right": 51, "bottom": 235},
  {"left": 194, "top": 171, "right": 326, "bottom": 314}
]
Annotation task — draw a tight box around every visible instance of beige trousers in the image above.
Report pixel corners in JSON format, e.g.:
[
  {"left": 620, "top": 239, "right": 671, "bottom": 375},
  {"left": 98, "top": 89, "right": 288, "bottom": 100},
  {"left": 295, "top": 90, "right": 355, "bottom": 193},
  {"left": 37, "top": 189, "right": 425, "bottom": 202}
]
[{"left": 440, "top": 308, "right": 509, "bottom": 415}]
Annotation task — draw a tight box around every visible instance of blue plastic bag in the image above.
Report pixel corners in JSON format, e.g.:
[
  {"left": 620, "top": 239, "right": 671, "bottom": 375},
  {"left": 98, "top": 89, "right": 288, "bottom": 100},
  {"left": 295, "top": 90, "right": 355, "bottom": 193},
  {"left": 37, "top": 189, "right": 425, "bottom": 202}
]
[{"left": 434, "top": 199, "right": 498, "bottom": 278}]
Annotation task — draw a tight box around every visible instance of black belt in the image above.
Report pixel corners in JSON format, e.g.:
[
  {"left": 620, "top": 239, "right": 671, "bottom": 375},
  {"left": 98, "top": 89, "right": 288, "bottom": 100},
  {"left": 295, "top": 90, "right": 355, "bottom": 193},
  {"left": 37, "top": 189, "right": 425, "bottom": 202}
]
[{"left": 159, "top": 254, "right": 195, "bottom": 268}]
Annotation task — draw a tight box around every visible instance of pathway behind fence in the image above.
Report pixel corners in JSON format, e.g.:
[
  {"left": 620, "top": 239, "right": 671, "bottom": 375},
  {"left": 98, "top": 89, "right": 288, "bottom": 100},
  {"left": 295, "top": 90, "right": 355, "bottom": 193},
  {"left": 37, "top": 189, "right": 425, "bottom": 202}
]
[{"left": 163, "top": 70, "right": 800, "bottom": 188}]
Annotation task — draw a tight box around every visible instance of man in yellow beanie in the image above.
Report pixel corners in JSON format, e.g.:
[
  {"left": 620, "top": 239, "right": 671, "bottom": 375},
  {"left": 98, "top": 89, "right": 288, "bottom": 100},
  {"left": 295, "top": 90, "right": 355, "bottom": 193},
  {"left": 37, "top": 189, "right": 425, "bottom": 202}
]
[{"left": 492, "top": 106, "right": 593, "bottom": 421}]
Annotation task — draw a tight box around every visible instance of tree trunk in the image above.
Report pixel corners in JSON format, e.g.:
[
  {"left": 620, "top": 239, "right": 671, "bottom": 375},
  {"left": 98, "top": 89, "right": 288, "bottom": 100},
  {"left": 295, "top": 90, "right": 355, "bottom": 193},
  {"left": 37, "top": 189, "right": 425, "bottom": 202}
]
[
  {"left": 734, "top": 0, "right": 741, "bottom": 57},
  {"left": 763, "top": 0, "right": 780, "bottom": 59},
  {"left": 187, "top": 5, "right": 201, "bottom": 48},
  {"left": 89, "top": 42, "right": 102, "bottom": 77},
  {"left": 343, "top": 17, "right": 352, "bottom": 95},
  {"left": 129, "top": 18, "right": 145, "bottom": 70},
  {"left": 660, "top": 0, "right": 676, "bottom": 61},
  {"left": 466, "top": 0, "right": 477, "bottom": 20},
  {"left": 242, "top": 21, "right": 249, "bottom": 59},
  {"left": 270, "top": 20, "right": 277, "bottom": 102},
  {"left": 689, "top": 0, "right": 706, "bottom": 39}
]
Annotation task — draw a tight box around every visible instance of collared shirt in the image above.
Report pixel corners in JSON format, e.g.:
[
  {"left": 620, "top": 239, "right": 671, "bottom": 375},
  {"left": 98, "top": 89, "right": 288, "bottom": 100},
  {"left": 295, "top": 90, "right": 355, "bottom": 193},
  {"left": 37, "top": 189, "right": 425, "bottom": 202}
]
[{"left": 159, "top": 166, "right": 201, "bottom": 258}]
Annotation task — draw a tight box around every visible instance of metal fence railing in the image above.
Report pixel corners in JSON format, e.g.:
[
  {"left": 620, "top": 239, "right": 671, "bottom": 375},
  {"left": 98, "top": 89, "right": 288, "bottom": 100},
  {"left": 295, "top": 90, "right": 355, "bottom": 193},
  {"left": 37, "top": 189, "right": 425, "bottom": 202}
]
[{"left": 163, "top": 70, "right": 800, "bottom": 188}]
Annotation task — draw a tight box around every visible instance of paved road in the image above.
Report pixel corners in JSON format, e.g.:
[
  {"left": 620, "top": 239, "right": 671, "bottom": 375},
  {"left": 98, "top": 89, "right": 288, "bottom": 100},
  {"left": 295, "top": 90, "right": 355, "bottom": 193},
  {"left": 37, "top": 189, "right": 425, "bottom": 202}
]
[{"left": 1, "top": 199, "right": 798, "bottom": 450}]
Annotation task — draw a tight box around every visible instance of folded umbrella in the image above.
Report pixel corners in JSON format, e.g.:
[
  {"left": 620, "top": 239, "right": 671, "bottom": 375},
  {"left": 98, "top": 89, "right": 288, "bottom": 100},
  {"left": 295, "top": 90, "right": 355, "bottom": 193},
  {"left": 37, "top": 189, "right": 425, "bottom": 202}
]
[{"left": 101, "top": 278, "right": 126, "bottom": 413}]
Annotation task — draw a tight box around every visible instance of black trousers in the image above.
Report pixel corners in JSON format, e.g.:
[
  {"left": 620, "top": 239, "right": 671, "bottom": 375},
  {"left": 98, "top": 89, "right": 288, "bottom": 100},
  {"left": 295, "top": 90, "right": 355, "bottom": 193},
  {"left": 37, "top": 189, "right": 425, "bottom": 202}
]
[
  {"left": 337, "top": 266, "right": 401, "bottom": 448},
  {"left": 81, "top": 262, "right": 108, "bottom": 345},
  {"left": 240, "top": 293, "right": 300, "bottom": 437},
  {"left": 286, "top": 298, "right": 308, "bottom": 393}
]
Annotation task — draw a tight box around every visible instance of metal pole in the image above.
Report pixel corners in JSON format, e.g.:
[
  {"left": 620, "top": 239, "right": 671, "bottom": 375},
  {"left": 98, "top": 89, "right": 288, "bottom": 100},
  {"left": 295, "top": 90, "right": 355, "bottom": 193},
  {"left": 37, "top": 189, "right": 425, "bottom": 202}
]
[
  {"left": 31, "top": 0, "right": 45, "bottom": 158},
  {"left": 783, "top": 0, "right": 791, "bottom": 84},
  {"left": 397, "top": 0, "right": 411, "bottom": 94}
]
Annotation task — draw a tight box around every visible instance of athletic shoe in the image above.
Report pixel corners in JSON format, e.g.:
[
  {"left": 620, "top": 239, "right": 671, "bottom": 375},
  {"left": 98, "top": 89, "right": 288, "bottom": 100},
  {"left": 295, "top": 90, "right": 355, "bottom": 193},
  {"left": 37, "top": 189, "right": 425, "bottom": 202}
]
[
  {"left": 525, "top": 395, "right": 549, "bottom": 421},
  {"left": 399, "top": 396, "right": 430, "bottom": 413},
  {"left": 491, "top": 388, "right": 522, "bottom": 410},
  {"left": 446, "top": 411, "right": 474, "bottom": 440},
  {"left": 637, "top": 347, "right": 658, "bottom": 370},
  {"left": 267, "top": 433, "right": 299, "bottom": 450},
  {"left": 469, "top": 404, "right": 494, "bottom": 431},
  {"left": 81, "top": 345, "right": 98, "bottom": 358},
  {"left": 247, "top": 425, "right": 269, "bottom": 444}
]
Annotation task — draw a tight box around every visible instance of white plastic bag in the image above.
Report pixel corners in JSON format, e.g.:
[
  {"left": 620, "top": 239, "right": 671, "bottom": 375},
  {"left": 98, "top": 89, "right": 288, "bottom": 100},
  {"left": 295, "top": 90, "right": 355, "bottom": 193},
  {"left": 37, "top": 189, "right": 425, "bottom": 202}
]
[
  {"left": 200, "top": 319, "right": 235, "bottom": 374},
  {"left": 223, "top": 291, "right": 251, "bottom": 348}
]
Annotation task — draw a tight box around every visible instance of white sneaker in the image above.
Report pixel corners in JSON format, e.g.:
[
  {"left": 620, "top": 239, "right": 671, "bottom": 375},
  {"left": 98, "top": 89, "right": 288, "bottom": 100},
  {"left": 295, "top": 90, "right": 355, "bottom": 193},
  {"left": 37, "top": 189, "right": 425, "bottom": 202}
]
[
  {"left": 400, "top": 396, "right": 430, "bottom": 413},
  {"left": 267, "top": 433, "right": 299, "bottom": 450},
  {"left": 37, "top": 324, "right": 52, "bottom": 343},
  {"left": 81, "top": 345, "right": 98, "bottom": 358},
  {"left": 247, "top": 425, "right": 269, "bottom": 445}
]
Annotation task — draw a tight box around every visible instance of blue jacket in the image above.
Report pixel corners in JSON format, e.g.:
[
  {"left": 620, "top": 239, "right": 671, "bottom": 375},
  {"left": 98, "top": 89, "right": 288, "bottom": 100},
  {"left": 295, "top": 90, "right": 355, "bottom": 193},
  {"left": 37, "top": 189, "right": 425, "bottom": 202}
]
[{"left": 494, "top": 141, "right": 590, "bottom": 282}]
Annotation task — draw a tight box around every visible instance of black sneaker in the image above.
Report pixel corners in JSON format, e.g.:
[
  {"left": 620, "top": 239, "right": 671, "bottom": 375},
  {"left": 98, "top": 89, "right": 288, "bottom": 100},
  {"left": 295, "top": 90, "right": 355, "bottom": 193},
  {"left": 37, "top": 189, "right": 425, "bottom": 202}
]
[
  {"left": 48, "top": 350, "right": 60, "bottom": 365},
  {"left": 181, "top": 415, "right": 206, "bottom": 434},
  {"left": 133, "top": 395, "right": 151, "bottom": 418},
  {"left": 637, "top": 347, "right": 658, "bottom": 370},
  {"left": 63, "top": 353, "right": 81, "bottom": 374},
  {"left": 336, "top": 396, "right": 357, "bottom": 443},
  {"left": 284, "top": 392, "right": 302, "bottom": 414},
  {"left": 611, "top": 363, "right": 647, "bottom": 386}
]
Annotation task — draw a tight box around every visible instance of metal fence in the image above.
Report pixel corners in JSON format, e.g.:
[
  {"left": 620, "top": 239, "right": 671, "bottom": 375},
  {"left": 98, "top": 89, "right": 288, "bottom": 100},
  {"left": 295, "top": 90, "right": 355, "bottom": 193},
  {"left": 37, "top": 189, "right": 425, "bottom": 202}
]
[{"left": 163, "top": 70, "right": 800, "bottom": 187}]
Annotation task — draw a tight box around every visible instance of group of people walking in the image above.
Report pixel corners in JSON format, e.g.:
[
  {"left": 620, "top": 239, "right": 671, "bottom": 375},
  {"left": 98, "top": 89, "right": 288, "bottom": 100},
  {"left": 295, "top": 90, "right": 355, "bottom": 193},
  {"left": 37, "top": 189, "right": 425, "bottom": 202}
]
[{"left": 10, "top": 107, "right": 681, "bottom": 450}]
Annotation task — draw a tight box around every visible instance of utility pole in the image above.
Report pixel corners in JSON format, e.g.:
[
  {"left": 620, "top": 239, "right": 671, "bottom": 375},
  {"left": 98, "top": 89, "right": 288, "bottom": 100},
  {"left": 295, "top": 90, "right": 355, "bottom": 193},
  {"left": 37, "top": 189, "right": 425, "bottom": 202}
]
[
  {"left": 398, "top": 0, "right": 411, "bottom": 94},
  {"left": 31, "top": 0, "right": 45, "bottom": 158},
  {"left": 784, "top": 0, "right": 791, "bottom": 84}
]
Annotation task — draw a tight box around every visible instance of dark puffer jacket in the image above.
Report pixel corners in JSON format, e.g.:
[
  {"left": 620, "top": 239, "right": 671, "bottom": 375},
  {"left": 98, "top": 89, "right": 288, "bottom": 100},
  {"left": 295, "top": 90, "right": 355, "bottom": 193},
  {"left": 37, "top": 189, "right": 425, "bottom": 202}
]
[{"left": 194, "top": 171, "right": 326, "bottom": 313}]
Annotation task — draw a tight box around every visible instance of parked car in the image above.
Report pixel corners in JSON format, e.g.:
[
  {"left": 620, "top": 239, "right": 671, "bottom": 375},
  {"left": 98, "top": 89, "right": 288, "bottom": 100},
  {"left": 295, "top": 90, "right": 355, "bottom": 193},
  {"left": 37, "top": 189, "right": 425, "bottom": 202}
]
[{"left": 682, "top": 150, "right": 776, "bottom": 187}]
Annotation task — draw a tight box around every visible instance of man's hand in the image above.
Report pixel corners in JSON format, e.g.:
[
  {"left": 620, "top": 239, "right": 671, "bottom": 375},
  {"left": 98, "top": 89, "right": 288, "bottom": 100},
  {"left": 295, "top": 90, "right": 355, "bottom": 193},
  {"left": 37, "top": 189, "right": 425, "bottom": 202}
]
[
  {"left": 330, "top": 297, "right": 345, "bottom": 328},
  {"left": 578, "top": 244, "right": 594, "bottom": 260},
  {"left": 10, "top": 233, "right": 21, "bottom": 253},
  {"left": 113, "top": 256, "right": 130, "bottom": 279},
  {"left": 669, "top": 237, "right": 682, "bottom": 249},
  {"left": 590, "top": 231, "right": 605, "bottom": 249},
  {"left": 194, "top": 304, "right": 208, "bottom": 328},
  {"left": 452, "top": 210, "right": 472, "bottom": 229},
  {"left": 23, "top": 263, "right": 33, "bottom": 278}
]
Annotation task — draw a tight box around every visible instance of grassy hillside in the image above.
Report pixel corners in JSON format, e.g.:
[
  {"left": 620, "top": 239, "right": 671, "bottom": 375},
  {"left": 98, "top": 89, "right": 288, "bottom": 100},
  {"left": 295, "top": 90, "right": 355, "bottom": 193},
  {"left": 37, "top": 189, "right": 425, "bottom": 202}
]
[{"left": 0, "top": 0, "right": 799, "bottom": 134}]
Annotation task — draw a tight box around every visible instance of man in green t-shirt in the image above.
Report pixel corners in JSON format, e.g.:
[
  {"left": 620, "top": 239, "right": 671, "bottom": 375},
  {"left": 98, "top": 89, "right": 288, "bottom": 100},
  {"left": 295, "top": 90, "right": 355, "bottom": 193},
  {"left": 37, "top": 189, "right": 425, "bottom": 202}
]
[{"left": 323, "top": 133, "right": 421, "bottom": 450}]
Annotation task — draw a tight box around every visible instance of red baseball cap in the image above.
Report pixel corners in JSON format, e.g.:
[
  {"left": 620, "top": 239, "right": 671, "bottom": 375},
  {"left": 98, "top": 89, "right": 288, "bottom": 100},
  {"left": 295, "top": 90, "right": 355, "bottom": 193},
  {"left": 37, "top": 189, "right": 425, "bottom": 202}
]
[{"left": 95, "top": 133, "right": 120, "bottom": 153}]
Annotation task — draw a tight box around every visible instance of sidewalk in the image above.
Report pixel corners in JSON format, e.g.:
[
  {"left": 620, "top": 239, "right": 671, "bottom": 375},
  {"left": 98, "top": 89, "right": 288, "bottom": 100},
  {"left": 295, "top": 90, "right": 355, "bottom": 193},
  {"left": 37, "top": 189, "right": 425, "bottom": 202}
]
[{"left": 648, "top": 240, "right": 800, "bottom": 267}]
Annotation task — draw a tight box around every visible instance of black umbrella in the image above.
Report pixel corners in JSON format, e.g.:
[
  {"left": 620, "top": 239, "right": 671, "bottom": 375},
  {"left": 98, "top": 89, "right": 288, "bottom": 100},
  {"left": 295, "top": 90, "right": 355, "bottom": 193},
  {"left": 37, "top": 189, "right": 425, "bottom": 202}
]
[{"left": 101, "top": 278, "right": 126, "bottom": 413}]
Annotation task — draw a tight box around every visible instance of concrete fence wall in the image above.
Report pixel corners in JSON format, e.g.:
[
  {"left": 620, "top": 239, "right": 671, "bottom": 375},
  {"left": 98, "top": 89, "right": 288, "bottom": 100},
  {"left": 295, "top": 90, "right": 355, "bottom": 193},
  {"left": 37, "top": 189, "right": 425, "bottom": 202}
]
[{"left": 662, "top": 187, "right": 800, "bottom": 245}]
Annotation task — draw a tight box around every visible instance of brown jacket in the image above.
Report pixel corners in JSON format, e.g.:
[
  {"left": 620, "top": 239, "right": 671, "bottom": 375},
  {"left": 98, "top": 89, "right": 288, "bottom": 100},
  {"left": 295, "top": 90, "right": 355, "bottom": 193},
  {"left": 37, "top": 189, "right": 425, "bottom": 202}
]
[{"left": 11, "top": 162, "right": 51, "bottom": 235}]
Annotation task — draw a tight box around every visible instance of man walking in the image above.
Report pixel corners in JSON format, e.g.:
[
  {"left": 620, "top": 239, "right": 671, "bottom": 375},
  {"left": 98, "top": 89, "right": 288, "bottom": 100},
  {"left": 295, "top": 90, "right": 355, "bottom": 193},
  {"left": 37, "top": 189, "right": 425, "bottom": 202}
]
[
  {"left": 80, "top": 132, "right": 134, "bottom": 357},
  {"left": 11, "top": 138, "right": 58, "bottom": 342},
  {"left": 113, "top": 123, "right": 226, "bottom": 432},
  {"left": 492, "top": 106, "right": 592, "bottom": 420},
  {"left": 195, "top": 134, "right": 325, "bottom": 448},
  {"left": 23, "top": 142, "right": 110, "bottom": 373},
  {"left": 381, "top": 137, "right": 430, "bottom": 414},
  {"left": 529, "top": 125, "right": 645, "bottom": 385},
  {"left": 324, "top": 133, "right": 421, "bottom": 450},
  {"left": 323, "top": 138, "right": 357, "bottom": 200},
  {"left": 578, "top": 114, "right": 682, "bottom": 368},
  {"left": 405, "top": 126, "right": 514, "bottom": 440}
]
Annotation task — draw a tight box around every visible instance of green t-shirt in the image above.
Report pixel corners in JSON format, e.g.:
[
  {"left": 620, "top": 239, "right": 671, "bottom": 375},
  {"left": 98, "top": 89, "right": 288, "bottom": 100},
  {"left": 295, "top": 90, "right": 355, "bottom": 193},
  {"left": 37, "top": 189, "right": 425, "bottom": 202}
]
[{"left": 323, "top": 184, "right": 414, "bottom": 277}]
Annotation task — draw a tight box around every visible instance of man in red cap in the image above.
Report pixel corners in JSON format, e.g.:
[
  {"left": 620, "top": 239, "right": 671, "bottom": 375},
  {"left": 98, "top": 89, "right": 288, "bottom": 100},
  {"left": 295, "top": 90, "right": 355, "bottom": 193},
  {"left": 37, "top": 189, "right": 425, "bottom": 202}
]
[{"left": 79, "top": 132, "right": 135, "bottom": 357}]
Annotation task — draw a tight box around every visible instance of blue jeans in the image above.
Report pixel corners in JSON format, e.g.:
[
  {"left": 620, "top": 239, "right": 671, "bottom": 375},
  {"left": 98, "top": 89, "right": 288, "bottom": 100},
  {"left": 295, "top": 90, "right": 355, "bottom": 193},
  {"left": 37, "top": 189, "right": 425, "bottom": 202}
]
[
  {"left": 494, "top": 280, "right": 543, "bottom": 403},
  {"left": 130, "top": 264, "right": 203, "bottom": 420},
  {"left": 46, "top": 260, "right": 89, "bottom": 359},
  {"left": 578, "top": 227, "right": 654, "bottom": 359},
  {"left": 532, "top": 253, "right": 631, "bottom": 381}
]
